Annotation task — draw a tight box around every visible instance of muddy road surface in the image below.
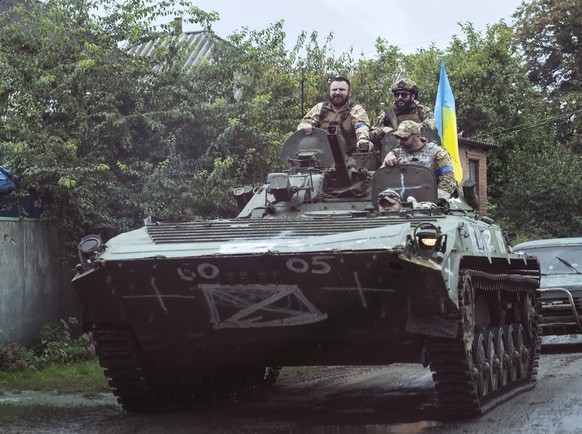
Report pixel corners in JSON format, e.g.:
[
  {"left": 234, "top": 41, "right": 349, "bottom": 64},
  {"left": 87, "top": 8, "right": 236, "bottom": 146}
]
[{"left": 1, "top": 336, "right": 582, "bottom": 434}]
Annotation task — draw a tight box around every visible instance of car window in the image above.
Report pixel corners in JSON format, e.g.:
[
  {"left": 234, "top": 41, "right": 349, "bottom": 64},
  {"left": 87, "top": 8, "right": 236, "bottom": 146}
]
[{"left": 515, "top": 246, "right": 582, "bottom": 274}]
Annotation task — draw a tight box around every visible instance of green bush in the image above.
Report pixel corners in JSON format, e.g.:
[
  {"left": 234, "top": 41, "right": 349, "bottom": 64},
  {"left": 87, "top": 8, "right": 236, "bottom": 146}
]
[
  {"left": 0, "top": 317, "right": 95, "bottom": 371},
  {"left": 0, "top": 343, "right": 39, "bottom": 372}
]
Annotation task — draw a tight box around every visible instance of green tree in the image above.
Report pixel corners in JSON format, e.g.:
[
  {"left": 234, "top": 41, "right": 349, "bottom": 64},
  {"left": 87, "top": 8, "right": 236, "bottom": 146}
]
[
  {"left": 0, "top": 0, "right": 259, "bottom": 250},
  {"left": 514, "top": 0, "right": 582, "bottom": 152},
  {"left": 498, "top": 143, "right": 582, "bottom": 238},
  {"left": 439, "top": 23, "right": 554, "bottom": 206},
  {"left": 350, "top": 38, "right": 403, "bottom": 122}
]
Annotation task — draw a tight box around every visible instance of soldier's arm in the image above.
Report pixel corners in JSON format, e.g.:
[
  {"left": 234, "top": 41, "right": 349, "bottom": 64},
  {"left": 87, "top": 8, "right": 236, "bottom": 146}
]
[
  {"left": 297, "top": 103, "right": 322, "bottom": 130},
  {"left": 418, "top": 105, "right": 438, "bottom": 131},
  {"left": 370, "top": 114, "right": 387, "bottom": 145},
  {"left": 434, "top": 149, "right": 457, "bottom": 198},
  {"left": 351, "top": 104, "right": 371, "bottom": 142}
]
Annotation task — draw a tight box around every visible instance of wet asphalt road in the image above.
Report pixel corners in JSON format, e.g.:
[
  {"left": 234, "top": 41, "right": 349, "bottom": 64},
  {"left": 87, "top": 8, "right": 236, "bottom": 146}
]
[{"left": 1, "top": 335, "right": 582, "bottom": 433}]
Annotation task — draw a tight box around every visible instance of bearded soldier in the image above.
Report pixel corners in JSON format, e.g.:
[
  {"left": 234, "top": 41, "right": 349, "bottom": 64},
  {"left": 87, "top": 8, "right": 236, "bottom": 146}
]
[
  {"left": 370, "top": 78, "right": 437, "bottom": 146},
  {"left": 297, "top": 76, "right": 372, "bottom": 154}
]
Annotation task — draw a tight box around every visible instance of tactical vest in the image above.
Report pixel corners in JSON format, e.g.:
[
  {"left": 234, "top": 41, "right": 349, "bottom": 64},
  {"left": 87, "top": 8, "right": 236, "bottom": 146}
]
[
  {"left": 383, "top": 106, "right": 423, "bottom": 129},
  {"left": 399, "top": 141, "right": 439, "bottom": 169},
  {"left": 319, "top": 101, "right": 357, "bottom": 151}
]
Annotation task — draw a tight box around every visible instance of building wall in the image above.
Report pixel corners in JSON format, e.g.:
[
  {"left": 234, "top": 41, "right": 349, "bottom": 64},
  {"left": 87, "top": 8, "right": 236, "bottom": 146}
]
[
  {"left": 458, "top": 144, "right": 489, "bottom": 216},
  {"left": 0, "top": 219, "right": 80, "bottom": 347}
]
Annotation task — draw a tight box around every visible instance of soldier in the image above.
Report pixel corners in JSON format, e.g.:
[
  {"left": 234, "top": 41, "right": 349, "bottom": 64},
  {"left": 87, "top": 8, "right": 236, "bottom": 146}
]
[
  {"left": 370, "top": 78, "right": 437, "bottom": 146},
  {"left": 382, "top": 120, "right": 456, "bottom": 204},
  {"left": 297, "top": 76, "right": 372, "bottom": 154},
  {"left": 378, "top": 189, "right": 402, "bottom": 212}
]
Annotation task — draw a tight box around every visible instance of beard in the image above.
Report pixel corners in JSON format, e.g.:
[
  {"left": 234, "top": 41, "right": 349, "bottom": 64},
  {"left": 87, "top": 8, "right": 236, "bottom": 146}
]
[
  {"left": 329, "top": 94, "right": 349, "bottom": 107},
  {"left": 400, "top": 136, "right": 422, "bottom": 152},
  {"left": 395, "top": 99, "right": 412, "bottom": 112}
]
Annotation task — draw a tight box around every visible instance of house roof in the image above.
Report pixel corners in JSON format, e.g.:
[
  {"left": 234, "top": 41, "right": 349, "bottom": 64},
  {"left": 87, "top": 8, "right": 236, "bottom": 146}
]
[
  {"left": 0, "top": 0, "right": 18, "bottom": 12},
  {"left": 127, "top": 31, "right": 220, "bottom": 67},
  {"left": 2, "top": 3, "right": 220, "bottom": 68},
  {"left": 0, "top": 0, "right": 36, "bottom": 13},
  {"left": 459, "top": 136, "right": 498, "bottom": 150}
]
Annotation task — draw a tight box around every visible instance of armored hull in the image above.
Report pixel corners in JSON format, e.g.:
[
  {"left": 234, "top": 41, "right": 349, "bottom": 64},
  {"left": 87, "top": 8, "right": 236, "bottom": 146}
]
[{"left": 73, "top": 128, "right": 541, "bottom": 416}]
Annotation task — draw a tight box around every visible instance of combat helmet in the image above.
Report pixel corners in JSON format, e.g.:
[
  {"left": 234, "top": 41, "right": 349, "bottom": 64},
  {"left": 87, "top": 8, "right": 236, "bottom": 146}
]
[{"left": 391, "top": 78, "right": 418, "bottom": 98}]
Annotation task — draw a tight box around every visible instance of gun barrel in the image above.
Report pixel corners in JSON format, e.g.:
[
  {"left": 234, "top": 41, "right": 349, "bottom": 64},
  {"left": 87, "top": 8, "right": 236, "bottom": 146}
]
[{"left": 326, "top": 126, "right": 350, "bottom": 187}]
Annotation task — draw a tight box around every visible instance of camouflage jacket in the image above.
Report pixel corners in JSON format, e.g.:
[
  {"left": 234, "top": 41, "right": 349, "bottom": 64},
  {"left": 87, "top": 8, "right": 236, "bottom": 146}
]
[
  {"left": 393, "top": 141, "right": 457, "bottom": 199},
  {"left": 370, "top": 101, "right": 437, "bottom": 145},
  {"left": 299, "top": 101, "right": 370, "bottom": 153}
]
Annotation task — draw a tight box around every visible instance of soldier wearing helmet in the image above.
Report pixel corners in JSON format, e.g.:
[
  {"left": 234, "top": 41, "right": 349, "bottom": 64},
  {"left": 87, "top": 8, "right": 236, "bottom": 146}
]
[
  {"left": 370, "top": 78, "right": 438, "bottom": 146},
  {"left": 297, "top": 76, "right": 372, "bottom": 155}
]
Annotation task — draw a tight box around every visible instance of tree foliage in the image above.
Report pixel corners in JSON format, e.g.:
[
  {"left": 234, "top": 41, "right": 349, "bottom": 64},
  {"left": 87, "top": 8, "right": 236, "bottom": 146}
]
[
  {"left": 0, "top": 0, "right": 364, "bottom": 253},
  {"left": 436, "top": 23, "right": 555, "bottom": 208},
  {"left": 514, "top": 0, "right": 582, "bottom": 151},
  {"left": 0, "top": 0, "right": 277, "bottom": 251},
  {"left": 497, "top": 143, "right": 582, "bottom": 239}
]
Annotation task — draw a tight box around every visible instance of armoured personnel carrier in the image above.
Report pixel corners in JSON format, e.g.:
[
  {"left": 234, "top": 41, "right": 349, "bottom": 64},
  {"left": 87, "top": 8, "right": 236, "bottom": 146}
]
[{"left": 72, "top": 127, "right": 541, "bottom": 416}]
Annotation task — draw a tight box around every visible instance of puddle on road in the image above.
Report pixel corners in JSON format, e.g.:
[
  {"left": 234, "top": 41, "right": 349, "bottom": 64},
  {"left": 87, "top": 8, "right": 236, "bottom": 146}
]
[{"left": 292, "top": 420, "right": 442, "bottom": 433}]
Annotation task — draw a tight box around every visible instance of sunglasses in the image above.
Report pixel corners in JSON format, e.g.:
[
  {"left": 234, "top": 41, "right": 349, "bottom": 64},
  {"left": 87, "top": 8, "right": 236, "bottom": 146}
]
[
  {"left": 394, "top": 92, "right": 410, "bottom": 99},
  {"left": 379, "top": 192, "right": 400, "bottom": 199}
]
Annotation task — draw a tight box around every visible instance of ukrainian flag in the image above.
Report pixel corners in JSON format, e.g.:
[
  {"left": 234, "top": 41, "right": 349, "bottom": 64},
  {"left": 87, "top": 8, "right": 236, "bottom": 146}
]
[{"left": 434, "top": 59, "right": 463, "bottom": 183}]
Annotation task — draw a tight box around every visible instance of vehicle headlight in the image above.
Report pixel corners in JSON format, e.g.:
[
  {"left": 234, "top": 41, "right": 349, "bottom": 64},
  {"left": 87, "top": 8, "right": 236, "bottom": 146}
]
[
  {"left": 413, "top": 223, "right": 446, "bottom": 261},
  {"left": 77, "top": 234, "right": 103, "bottom": 271}
]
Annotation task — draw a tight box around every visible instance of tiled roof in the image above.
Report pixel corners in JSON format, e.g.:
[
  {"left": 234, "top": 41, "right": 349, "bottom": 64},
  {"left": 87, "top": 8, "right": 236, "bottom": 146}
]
[
  {"left": 0, "top": 0, "right": 17, "bottom": 12},
  {"left": 127, "top": 31, "right": 220, "bottom": 67},
  {"left": 0, "top": 0, "right": 36, "bottom": 13},
  {"left": 2, "top": 3, "right": 221, "bottom": 68}
]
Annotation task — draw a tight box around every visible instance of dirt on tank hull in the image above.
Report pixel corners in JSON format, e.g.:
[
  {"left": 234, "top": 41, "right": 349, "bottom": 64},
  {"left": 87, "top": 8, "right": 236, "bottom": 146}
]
[{"left": 72, "top": 127, "right": 541, "bottom": 416}]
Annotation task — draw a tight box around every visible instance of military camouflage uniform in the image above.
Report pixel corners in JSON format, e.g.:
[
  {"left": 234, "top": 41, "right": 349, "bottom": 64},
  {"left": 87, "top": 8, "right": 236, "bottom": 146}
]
[
  {"left": 370, "top": 101, "right": 438, "bottom": 145},
  {"left": 300, "top": 101, "right": 370, "bottom": 153},
  {"left": 391, "top": 141, "right": 457, "bottom": 199},
  {"left": 389, "top": 120, "right": 457, "bottom": 199}
]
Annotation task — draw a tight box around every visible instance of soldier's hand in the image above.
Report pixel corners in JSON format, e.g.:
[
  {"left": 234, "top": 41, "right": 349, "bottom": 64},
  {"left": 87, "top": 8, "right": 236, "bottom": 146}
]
[
  {"left": 381, "top": 151, "right": 399, "bottom": 167},
  {"left": 357, "top": 139, "right": 373, "bottom": 152},
  {"left": 436, "top": 197, "right": 450, "bottom": 208},
  {"left": 297, "top": 122, "right": 313, "bottom": 135},
  {"left": 382, "top": 126, "right": 394, "bottom": 135}
]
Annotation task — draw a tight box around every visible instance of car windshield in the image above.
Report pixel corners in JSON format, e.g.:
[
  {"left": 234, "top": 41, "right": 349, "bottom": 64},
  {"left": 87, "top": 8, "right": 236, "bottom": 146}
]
[{"left": 516, "top": 246, "right": 582, "bottom": 275}]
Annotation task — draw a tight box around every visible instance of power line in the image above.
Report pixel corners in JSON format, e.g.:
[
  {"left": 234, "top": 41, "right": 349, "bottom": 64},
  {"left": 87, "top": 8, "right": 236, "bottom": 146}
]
[{"left": 472, "top": 107, "right": 582, "bottom": 142}]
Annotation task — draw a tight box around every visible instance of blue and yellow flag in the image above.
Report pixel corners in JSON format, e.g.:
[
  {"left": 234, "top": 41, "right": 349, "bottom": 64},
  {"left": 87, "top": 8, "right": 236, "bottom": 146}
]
[{"left": 434, "top": 59, "right": 463, "bottom": 183}]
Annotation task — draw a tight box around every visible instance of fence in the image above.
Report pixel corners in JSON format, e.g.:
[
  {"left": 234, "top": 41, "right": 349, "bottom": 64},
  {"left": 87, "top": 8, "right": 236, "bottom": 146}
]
[{"left": 0, "top": 218, "right": 80, "bottom": 347}]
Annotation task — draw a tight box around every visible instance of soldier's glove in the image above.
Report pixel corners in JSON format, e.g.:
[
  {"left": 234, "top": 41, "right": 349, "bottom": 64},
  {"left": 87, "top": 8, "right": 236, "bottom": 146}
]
[
  {"left": 436, "top": 197, "right": 450, "bottom": 208},
  {"left": 356, "top": 139, "right": 373, "bottom": 152},
  {"left": 297, "top": 122, "right": 313, "bottom": 135}
]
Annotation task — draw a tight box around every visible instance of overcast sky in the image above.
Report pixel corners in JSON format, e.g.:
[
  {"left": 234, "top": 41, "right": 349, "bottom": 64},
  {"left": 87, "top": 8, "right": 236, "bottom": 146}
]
[{"left": 185, "top": 0, "right": 526, "bottom": 56}]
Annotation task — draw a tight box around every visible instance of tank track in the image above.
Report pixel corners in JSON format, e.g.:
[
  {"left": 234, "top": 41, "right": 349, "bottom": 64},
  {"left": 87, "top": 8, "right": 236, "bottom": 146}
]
[
  {"left": 428, "top": 269, "right": 541, "bottom": 417},
  {"left": 95, "top": 324, "right": 276, "bottom": 412},
  {"left": 94, "top": 326, "right": 160, "bottom": 412}
]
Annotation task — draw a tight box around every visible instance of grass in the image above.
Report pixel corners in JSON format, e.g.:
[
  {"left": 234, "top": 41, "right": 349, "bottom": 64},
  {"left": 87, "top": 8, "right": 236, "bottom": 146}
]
[{"left": 0, "top": 358, "right": 110, "bottom": 393}]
